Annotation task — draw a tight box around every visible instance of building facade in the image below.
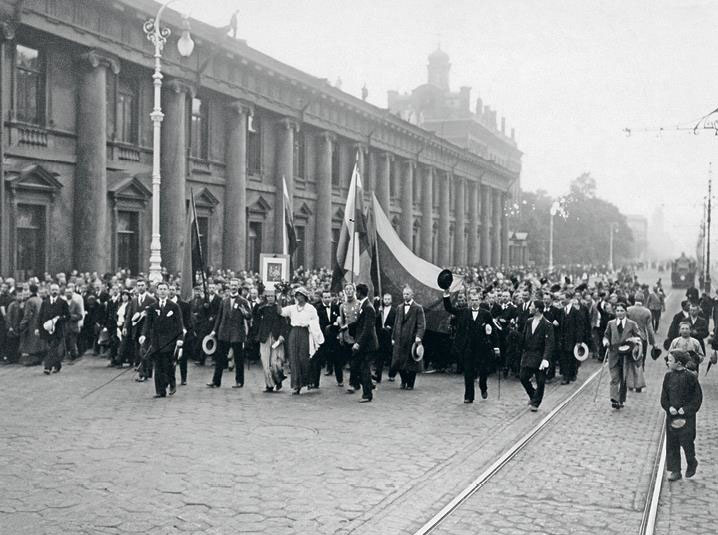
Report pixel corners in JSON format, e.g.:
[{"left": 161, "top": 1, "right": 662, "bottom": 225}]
[{"left": 0, "top": 0, "right": 520, "bottom": 281}]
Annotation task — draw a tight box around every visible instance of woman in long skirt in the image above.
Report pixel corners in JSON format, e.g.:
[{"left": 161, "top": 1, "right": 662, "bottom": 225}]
[
  {"left": 280, "top": 287, "right": 324, "bottom": 395},
  {"left": 257, "top": 292, "right": 288, "bottom": 391}
]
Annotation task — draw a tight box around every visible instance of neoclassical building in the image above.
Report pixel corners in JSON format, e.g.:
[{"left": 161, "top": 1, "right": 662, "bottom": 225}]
[{"left": 0, "top": 0, "right": 520, "bottom": 280}]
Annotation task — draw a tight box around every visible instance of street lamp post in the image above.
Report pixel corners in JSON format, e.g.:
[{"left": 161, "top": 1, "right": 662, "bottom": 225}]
[
  {"left": 143, "top": 1, "right": 194, "bottom": 284},
  {"left": 548, "top": 201, "right": 559, "bottom": 271},
  {"left": 608, "top": 222, "right": 618, "bottom": 272}
]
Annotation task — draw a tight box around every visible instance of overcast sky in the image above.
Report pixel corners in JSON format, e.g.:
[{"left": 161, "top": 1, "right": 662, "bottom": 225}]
[{"left": 181, "top": 0, "right": 718, "bottom": 256}]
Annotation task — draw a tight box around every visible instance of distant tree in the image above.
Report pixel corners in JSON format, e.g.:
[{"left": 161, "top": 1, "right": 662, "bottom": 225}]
[{"left": 511, "top": 173, "right": 635, "bottom": 267}]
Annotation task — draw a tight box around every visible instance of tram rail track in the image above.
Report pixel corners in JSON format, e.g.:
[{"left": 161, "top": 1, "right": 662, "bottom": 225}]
[
  {"left": 413, "top": 285, "right": 676, "bottom": 535},
  {"left": 412, "top": 365, "right": 604, "bottom": 535}
]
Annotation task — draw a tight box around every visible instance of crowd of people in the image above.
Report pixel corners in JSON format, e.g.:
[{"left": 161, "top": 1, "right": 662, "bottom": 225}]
[{"left": 0, "top": 262, "right": 711, "bottom": 481}]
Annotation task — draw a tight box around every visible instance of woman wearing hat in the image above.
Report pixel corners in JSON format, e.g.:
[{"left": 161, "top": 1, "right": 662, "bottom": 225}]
[
  {"left": 256, "top": 291, "right": 289, "bottom": 392},
  {"left": 279, "top": 287, "right": 324, "bottom": 395}
]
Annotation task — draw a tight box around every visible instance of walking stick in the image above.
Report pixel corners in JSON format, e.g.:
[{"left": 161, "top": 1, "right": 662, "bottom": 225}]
[
  {"left": 593, "top": 347, "right": 610, "bottom": 402},
  {"left": 81, "top": 332, "right": 181, "bottom": 399}
]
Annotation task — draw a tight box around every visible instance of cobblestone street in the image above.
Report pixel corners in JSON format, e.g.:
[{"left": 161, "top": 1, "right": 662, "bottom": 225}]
[
  {"left": 2, "top": 280, "right": 714, "bottom": 535},
  {"left": 0, "top": 349, "right": 599, "bottom": 535}
]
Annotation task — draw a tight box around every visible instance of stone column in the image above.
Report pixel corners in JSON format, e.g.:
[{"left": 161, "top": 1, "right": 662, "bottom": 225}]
[
  {"left": 376, "top": 152, "right": 392, "bottom": 212},
  {"left": 454, "top": 177, "right": 466, "bottom": 265},
  {"left": 438, "top": 170, "right": 451, "bottom": 266},
  {"left": 420, "top": 165, "right": 434, "bottom": 261},
  {"left": 74, "top": 50, "right": 118, "bottom": 272},
  {"left": 501, "top": 192, "right": 510, "bottom": 266},
  {"left": 353, "top": 143, "right": 367, "bottom": 183},
  {"left": 275, "top": 118, "right": 297, "bottom": 250},
  {"left": 468, "top": 181, "right": 480, "bottom": 265},
  {"left": 400, "top": 161, "right": 414, "bottom": 246},
  {"left": 159, "top": 79, "right": 193, "bottom": 275},
  {"left": 367, "top": 150, "right": 376, "bottom": 194},
  {"left": 223, "top": 101, "right": 251, "bottom": 270},
  {"left": 492, "top": 188, "right": 502, "bottom": 267},
  {"left": 315, "top": 132, "right": 335, "bottom": 269},
  {"left": 480, "top": 184, "right": 492, "bottom": 266}
]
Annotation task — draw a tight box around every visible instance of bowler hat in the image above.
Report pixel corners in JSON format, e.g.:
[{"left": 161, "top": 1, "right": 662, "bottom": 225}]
[
  {"left": 437, "top": 269, "right": 454, "bottom": 291},
  {"left": 650, "top": 347, "right": 662, "bottom": 361},
  {"left": 411, "top": 341, "right": 424, "bottom": 362}
]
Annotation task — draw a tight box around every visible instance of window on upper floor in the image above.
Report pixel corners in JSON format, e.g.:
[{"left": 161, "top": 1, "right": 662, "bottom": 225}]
[
  {"left": 331, "top": 140, "right": 341, "bottom": 187},
  {"left": 15, "top": 44, "right": 45, "bottom": 125},
  {"left": 294, "top": 130, "right": 305, "bottom": 180},
  {"left": 247, "top": 114, "right": 262, "bottom": 175},
  {"left": 107, "top": 75, "right": 138, "bottom": 144},
  {"left": 190, "top": 97, "right": 209, "bottom": 159}
]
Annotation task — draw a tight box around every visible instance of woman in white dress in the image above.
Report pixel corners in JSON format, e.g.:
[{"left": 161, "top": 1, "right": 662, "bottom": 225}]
[{"left": 280, "top": 287, "right": 324, "bottom": 395}]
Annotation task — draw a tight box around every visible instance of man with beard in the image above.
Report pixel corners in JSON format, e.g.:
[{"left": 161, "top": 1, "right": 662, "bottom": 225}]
[
  {"left": 443, "top": 289, "right": 499, "bottom": 402},
  {"left": 38, "top": 283, "right": 70, "bottom": 375},
  {"left": 63, "top": 286, "right": 83, "bottom": 363},
  {"left": 391, "top": 287, "right": 426, "bottom": 391}
]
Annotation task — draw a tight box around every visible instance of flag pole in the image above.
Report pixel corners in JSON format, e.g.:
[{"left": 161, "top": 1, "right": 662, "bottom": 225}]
[
  {"left": 372, "top": 196, "right": 382, "bottom": 298},
  {"left": 351, "top": 151, "right": 359, "bottom": 285},
  {"left": 190, "top": 187, "right": 209, "bottom": 304}
]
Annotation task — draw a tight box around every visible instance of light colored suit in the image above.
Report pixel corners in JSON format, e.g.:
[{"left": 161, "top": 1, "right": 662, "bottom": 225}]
[
  {"left": 627, "top": 304, "right": 655, "bottom": 346},
  {"left": 604, "top": 318, "right": 641, "bottom": 404}
]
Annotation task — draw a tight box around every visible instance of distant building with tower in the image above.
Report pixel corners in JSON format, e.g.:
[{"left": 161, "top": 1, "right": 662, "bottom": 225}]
[{"left": 387, "top": 47, "right": 522, "bottom": 202}]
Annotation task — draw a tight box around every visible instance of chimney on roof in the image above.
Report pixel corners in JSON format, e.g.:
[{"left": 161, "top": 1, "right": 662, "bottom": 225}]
[
  {"left": 475, "top": 97, "right": 483, "bottom": 116},
  {"left": 511, "top": 127, "right": 515, "bottom": 140},
  {"left": 501, "top": 116, "right": 506, "bottom": 134}
]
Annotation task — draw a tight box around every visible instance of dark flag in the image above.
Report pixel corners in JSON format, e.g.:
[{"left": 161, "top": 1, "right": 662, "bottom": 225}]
[
  {"left": 181, "top": 190, "right": 208, "bottom": 300},
  {"left": 283, "top": 176, "right": 297, "bottom": 256}
]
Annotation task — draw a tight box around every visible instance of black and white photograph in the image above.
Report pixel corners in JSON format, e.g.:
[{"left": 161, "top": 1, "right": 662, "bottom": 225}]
[{"left": 0, "top": 0, "right": 717, "bottom": 534}]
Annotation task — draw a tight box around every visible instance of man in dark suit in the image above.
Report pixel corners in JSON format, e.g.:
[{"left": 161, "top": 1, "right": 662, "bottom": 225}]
[
  {"left": 391, "top": 287, "right": 426, "bottom": 390},
  {"left": 312, "top": 290, "right": 340, "bottom": 388},
  {"left": 140, "top": 282, "right": 184, "bottom": 398},
  {"left": 352, "top": 283, "right": 378, "bottom": 403},
  {"left": 373, "top": 293, "right": 396, "bottom": 383},
  {"left": 666, "top": 300, "right": 692, "bottom": 347},
  {"left": 124, "top": 279, "right": 156, "bottom": 381},
  {"left": 443, "top": 290, "right": 500, "bottom": 403},
  {"left": 169, "top": 283, "right": 191, "bottom": 387},
  {"left": 686, "top": 303, "right": 708, "bottom": 354},
  {"left": 38, "top": 283, "right": 70, "bottom": 374},
  {"left": 207, "top": 278, "right": 252, "bottom": 388},
  {"left": 519, "top": 300, "right": 555, "bottom": 411},
  {"left": 557, "top": 293, "right": 587, "bottom": 384}
]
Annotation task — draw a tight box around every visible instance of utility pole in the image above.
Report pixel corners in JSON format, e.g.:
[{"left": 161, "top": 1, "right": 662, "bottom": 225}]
[
  {"left": 706, "top": 163, "right": 712, "bottom": 293},
  {"left": 609, "top": 222, "right": 618, "bottom": 272}
]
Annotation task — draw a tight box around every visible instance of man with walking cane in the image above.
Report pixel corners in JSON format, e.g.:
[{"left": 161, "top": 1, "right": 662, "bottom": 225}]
[
  {"left": 601, "top": 302, "right": 641, "bottom": 410},
  {"left": 140, "top": 282, "right": 184, "bottom": 399}
]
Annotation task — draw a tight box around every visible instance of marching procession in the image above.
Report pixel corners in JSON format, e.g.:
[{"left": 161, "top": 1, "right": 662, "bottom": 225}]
[{"left": 0, "top": 261, "right": 711, "bottom": 483}]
